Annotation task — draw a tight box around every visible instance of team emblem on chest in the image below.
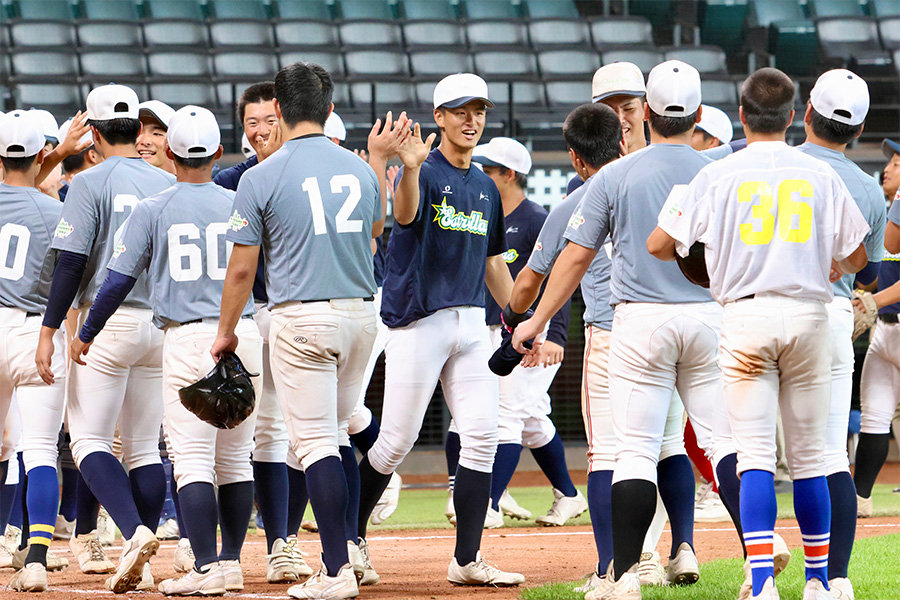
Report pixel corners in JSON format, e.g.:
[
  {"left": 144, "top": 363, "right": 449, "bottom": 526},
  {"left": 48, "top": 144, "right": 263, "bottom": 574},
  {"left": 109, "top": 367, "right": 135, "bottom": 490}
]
[{"left": 432, "top": 197, "right": 489, "bottom": 236}]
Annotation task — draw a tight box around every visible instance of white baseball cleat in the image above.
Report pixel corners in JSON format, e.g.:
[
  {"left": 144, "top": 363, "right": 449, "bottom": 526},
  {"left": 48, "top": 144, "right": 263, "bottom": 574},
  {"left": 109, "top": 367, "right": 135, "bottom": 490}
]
[
  {"left": 584, "top": 564, "right": 641, "bottom": 600},
  {"left": 856, "top": 495, "right": 872, "bottom": 518},
  {"left": 498, "top": 489, "right": 531, "bottom": 520},
  {"left": 287, "top": 562, "right": 359, "bottom": 599},
  {"left": 535, "top": 489, "right": 588, "bottom": 526},
  {"left": 220, "top": 559, "right": 243, "bottom": 592},
  {"left": 156, "top": 518, "right": 180, "bottom": 541},
  {"left": 300, "top": 520, "right": 319, "bottom": 533},
  {"left": 158, "top": 563, "right": 226, "bottom": 596},
  {"left": 286, "top": 535, "right": 315, "bottom": 577},
  {"left": 803, "top": 577, "right": 839, "bottom": 600},
  {"left": 97, "top": 508, "right": 116, "bottom": 546},
  {"left": 773, "top": 533, "right": 791, "bottom": 576},
  {"left": 10, "top": 562, "right": 48, "bottom": 592},
  {"left": 70, "top": 530, "right": 115, "bottom": 574},
  {"left": 575, "top": 570, "right": 606, "bottom": 593},
  {"left": 828, "top": 577, "right": 854, "bottom": 600},
  {"left": 742, "top": 576, "right": 781, "bottom": 600},
  {"left": 447, "top": 552, "right": 524, "bottom": 586},
  {"left": 53, "top": 515, "right": 75, "bottom": 540},
  {"left": 665, "top": 542, "right": 700, "bottom": 585},
  {"left": 695, "top": 480, "right": 714, "bottom": 504},
  {"left": 695, "top": 490, "right": 732, "bottom": 522},
  {"left": 12, "top": 547, "right": 68, "bottom": 572},
  {"left": 484, "top": 506, "right": 504, "bottom": 529},
  {"left": 173, "top": 538, "right": 195, "bottom": 574},
  {"left": 370, "top": 473, "right": 401, "bottom": 525},
  {"left": 5, "top": 525, "right": 22, "bottom": 552},
  {"left": 267, "top": 538, "right": 300, "bottom": 583},
  {"left": 637, "top": 551, "right": 665, "bottom": 586},
  {"left": 356, "top": 538, "right": 379, "bottom": 586},
  {"left": 105, "top": 525, "right": 159, "bottom": 593},
  {"left": 137, "top": 562, "right": 155, "bottom": 591},
  {"left": 0, "top": 544, "right": 13, "bottom": 569},
  {"left": 445, "top": 491, "right": 456, "bottom": 521}
]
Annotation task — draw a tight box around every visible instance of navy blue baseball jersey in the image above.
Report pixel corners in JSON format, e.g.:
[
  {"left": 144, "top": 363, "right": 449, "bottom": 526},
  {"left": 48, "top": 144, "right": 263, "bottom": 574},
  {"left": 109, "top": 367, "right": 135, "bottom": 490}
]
[
  {"left": 880, "top": 198, "right": 900, "bottom": 316},
  {"left": 381, "top": 149, "right": 507, "bottom": 328},
  {"left": 373, "top": 235, "right": 387, "bottom": 288}
]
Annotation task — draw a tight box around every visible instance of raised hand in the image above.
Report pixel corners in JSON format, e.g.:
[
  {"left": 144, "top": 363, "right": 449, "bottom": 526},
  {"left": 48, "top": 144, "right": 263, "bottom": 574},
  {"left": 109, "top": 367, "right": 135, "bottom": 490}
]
[
  {"left": 368, "top": 111, "right": 411, "bottom": 163},
  {"left": 257, "top": 122, "right": 284, "bottom": 162},
  {"left": 58, "top": 111, "right": 92, "bottom": 157},
  {"left": 397, "top": 122, "right": 436, "bottom": 169}
]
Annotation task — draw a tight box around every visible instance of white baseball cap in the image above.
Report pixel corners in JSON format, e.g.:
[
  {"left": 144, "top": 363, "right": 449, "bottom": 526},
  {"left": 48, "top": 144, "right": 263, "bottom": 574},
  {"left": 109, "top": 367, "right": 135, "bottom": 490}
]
[
  {"left": 240, "top": 133, "right": 256, "bottom": 158},
  {"left": 472, "top": 137, "right": 532, "bottom": 175},
  {"left": 646, "top": 60, "right": 702, "bottom": 118},
  {"left": 86, "top": 84, "right": 140, "bottom": 121},
  {"left": 433, "top": 73, "right": 494, "bottom": 110},
  {"left": 57, "top": 117, "right": 94, "bottom": 148},
  {"left": 166, "top": 106, "right": 220, "bottom": 159},
  {"left": 695, "top": 105, "right": 733, "bottom": 144},
  {"left": 324, "top": 112, "right": 346, "bottom": 141},
  {"left": 28, "top": 109, "right": 60, "bottom": 143},
  {"left": 138, "top": 100, "right": 176, "bottom": 129},
  {"left": 809, "top": 68, "right": 869, "bottom": 126},
  {"left": 592, "top": 62, "right": 646, "bottom": 103},
  {"left": 0, "top": 110, "right": 47, "bottom": 158}
]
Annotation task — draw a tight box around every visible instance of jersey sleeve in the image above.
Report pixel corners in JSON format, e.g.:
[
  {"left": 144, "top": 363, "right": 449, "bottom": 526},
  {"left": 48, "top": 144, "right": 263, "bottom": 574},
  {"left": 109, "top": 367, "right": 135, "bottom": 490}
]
[
  {"left": 831, "top": 175, "right": 871, "bottom": 261},
  {"left": 486, "top": 188, "right": 507, "bottom": 257},
  {"left": 657, "top": 175, "right": 710, "bottom": 258},
  {"left": 367, "top": 164, "right": 383, "bottom": 223},
  {"left": 527, "top": 202, "right": 570, "bottom": 275},
  {"left": 564, "top": 176, "right": 609, "bottom": 250},
  {"left": 51, "top": 174, "right": 98, "bottom": 255},
  {"left": 226, "top": 173, "right": 264, "bottom": 246},
  {"left": 108, "top": 202, "right": 154, "bottom": 278},
  {"left": 888, "top": 191, "right": 900, "bottom": 226},
  {"left": 864, "top": 188, "right": 887, "bottom": 264}
]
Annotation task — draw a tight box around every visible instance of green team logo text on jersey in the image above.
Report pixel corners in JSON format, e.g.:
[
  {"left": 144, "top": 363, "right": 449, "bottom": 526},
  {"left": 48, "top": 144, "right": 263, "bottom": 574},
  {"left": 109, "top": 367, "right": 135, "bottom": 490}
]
[
  {"left": 54, "top": 219, "right": 74, "bottom": 239},
  {"left": 568, "top": 211, "right": 585, "bottom": 230},
  {"left": 501, "top": 249, "right": 518, "bottom": 263},
  {"left": 112, "top": 240, "right": 126, "bottom": 258},
  {"left": 228, "top": 210, "right": 248, "bottom": 232},
  {"left": 432, "top": 197, "right": 489, "bottom": 236}
]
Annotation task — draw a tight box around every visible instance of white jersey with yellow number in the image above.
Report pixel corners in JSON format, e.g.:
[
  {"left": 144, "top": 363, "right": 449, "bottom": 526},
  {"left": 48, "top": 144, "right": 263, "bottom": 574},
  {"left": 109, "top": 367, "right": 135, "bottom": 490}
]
[{"left": 659, "top": 140, "right": 870, "bottom": 304}]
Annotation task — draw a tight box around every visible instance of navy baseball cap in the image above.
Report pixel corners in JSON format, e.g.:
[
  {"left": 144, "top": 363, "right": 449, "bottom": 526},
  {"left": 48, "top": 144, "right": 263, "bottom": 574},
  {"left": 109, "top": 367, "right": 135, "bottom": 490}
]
[{"left": 883, "top": 139, "right": 900, "bottom": 159}]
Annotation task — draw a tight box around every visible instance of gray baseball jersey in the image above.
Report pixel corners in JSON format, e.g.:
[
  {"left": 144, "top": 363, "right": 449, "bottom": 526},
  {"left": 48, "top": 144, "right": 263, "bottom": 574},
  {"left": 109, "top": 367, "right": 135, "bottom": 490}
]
[
  {"left": 108, "top": 182, "right": 254, "bottom": 328},
  {"left": 527, "top": 180, "right": 613, "bottom": 330},
  {"left": 227, "top": 135, "right": 381, "bottom": 306},
  {"left": 0, "top": 184, "right": 63, "bottom": 313},
  {"left": 797, "top": 142, "right": 886, "bottom": 299},
  {"left": 564, "top": 144, "right": 714, "bottom": 305},
  {"left": 51, "top": 156, "right": 176, "bottom": 309}
]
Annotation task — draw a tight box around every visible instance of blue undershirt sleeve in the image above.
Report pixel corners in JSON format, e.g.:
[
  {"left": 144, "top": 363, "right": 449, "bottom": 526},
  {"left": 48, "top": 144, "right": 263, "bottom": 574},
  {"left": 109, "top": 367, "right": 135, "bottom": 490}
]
[
  {"left": 42, "top": 251, "right": 88, "bottom": 330},
  {"left": 855, "top": 261, "right": 880, "bottom": 287},
  {"left": 78, "top": 270, "right": 137, "bottom": 343}
]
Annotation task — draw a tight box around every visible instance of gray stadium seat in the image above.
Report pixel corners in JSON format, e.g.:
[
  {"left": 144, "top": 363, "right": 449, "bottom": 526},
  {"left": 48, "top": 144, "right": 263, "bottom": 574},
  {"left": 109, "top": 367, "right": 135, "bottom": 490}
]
[
  {"left": 403, "top": 21, "right": 465, "bottom": 47},
  {"left": 10, "top": 50, "right": 79, "bottom": 80},
  {"left": 213, "top": 52, "right": 279, "bottom": 79},
  {"left": 523, "top": 0, "right": 579, "bottom": 19},
  {"left": 601, "top": 48, "right": 663, "bottom": 73},
  {"left": 808, "top": 0, "right": 864, "bottom": 18},
  {"left": 747, "top": 0, "right": 818, "bottom": 75},
  {"left": 275, "top": 0, "right": 332, "bottom": 20},
  {"left": 144, "top": 0, "right": 205, "bottom": 19},
  {"left": 463, "top": 0, "right": 519, "bottom": 20},
  {"left": 700, "top": 78, "right": 739, "bottom": 108},
  {"left": 545, "top": 80, "right": 590, "bottom": 106},
  {"left": 332, "top": 82, "right": 351, "bottom": 108},
  {"left": 401, "top": 0, "right": 456, "bottom": 20},
  {"left": 275, "top": 22, "right": 339, "bottom": 48},
  {"left": 148, "top": 50, "right": 212, "bottom": 79},
  {"left": 149, "top": 83, "right": 218, "bottom": 107},
  {"left": 16, "top": 83, "right": 81, "bottom": 113},
  {"left": 209, "top": 0, "right": 274, "bottom": 47},
  {"left": 8, "top": 0, "right": 76, "bottom": 48},
  {"left": 278, "top": 51, "right": 345, "bottom": 78},
  {"left": 143, "top": 0, "right": 208, "bottom": 48},
  {"left": 339, "top": 0, "right": 394, "bottom": 20},
  {"left": 339, "top": 21, "right": 403, "bottom": 48},
  {"left": 537, "top": 50, "right": 601, "bottom": 78},
  {"left": 870, "top": 0, "right": 900, "bottom": 18},
  {"left": 344, "top": 50, "right": 409, "bottom": 78},
  {"left": 410, "top": 51, "right": 473, "bottom": 77},
  {"left": 529, "top": 19, "right": 591, "bottom": 48},
  {"left": 661, "top": 45, "right": 728, "bottom": 74},
  {"left": 486, "top": 81, "right": 546, "bottom": 107},
  {"left": 591, "top": 17, "right": 654, "bottom": 49},
  {"left": 817, "top": 17, "right": 891, "bottom": 64},
  {"left": 82, "top": 0, "right": 140, "bottom": 20},
  {"left": 79, "top": 0, "right": 143, "bottom": 47},
  {"left": 350, "top": 81, "right": 416, "bottom": 108},
  {"left": 14, "top": 0, "right": 73, "bottom": 20},
  {"left": 473, "top": 50, "right": 538, "bottom": 78},
  {"left": 80, "top": 50, "right": 147, "bottom": 80},
  {"left": 877, "top": 17, "right": 900, "bottom": 50},
  {"left": 466, "top": 20, "right": 529, "bottom": 48}
]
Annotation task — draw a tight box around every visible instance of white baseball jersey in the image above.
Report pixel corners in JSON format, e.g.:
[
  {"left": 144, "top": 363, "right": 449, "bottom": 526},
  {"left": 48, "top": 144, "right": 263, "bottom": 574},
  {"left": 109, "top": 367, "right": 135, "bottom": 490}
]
[{"left": 659, "top": 141, "right": 870, "bottom": 304}]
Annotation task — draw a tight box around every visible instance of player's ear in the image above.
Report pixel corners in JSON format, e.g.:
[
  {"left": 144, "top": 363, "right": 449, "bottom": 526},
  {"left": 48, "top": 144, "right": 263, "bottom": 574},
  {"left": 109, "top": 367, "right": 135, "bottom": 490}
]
[
  {"left": 855, "top": 121, "right": 864, "bottom": 140},
  {"left": 643, "top": 102, "right": 650, "bottom": 121},
  {"left": 214, "top": 145, "right": 224, "bottom": 160},
  {"left": 434, "top": 108, "right": 444, "bottom": 129},
  {"left": 326, "top": 102, "right": 334, "bottom": 121},
  {"left": 694, "top": 105, "right": 702, "bottom": 124},
  {"left": 803, "top": 102, "right": 813, "bottom": 125},
  {"left": 165, "top": 147, "right": 175, "bottom": 161},
  {"left": 787, "top": 108, "right": 795, "bottom": 127},
  {"left": 273, "top": 98, "right": 282, "bottom": 120},
  {"left": 738, "top": 106, "right": 747, "bottom": 126},
  {"left": 35, "top": 147, "right": 46, "bottom": 166}
]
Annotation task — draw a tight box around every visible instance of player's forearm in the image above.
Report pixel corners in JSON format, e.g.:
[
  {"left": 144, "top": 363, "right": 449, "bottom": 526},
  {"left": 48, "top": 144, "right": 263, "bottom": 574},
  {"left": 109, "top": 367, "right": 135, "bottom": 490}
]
[
  {"left": 368, "top": 156, "right": 388, "bottom": 238},
  {"left": 218, "top": 245, "right": 258, "bottom": 336},
  {"left": 837, "top": 244, "right": 867, "bottom": 275},
  {"left": 485, "top": 255, "right": 514, "bottom": 308},
  {"left": 647, "top": 226, "right": 677, "bottom": 261},
  {"left": 532, "top": 243, "right": 595, "bottom": 328},
  {"left": 546, "top": 296, "right": 572, "bottom": 346},
  {"left": 79, "top": 271, "right": 137, "bottom": 343},
  {"left": 885, "top": 221, "right": 900, "bottom": 255},
  {"left": 509, "top": 266, "right": 546, "bottom": 313},
  {"left": 873, "top": 279, "right": 900, "bottom": 309},
  {"left": 42, "top": 251, "right": 88, "bottom": 330},
  {"left": 35, "top": 149, "right": 65, "bottom": 187},
  {"left": 393, "top": 166, "right": 421, "bottom": 226}
]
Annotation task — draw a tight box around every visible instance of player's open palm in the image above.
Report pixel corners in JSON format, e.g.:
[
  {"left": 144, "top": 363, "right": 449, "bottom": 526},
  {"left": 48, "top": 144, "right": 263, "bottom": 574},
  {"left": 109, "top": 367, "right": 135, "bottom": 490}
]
[
  {"left": 397, "top": 122, "right": 436, "bottom": 169},
  {"left": 368, "top": 111, "right": 411, "bottom": 162}
]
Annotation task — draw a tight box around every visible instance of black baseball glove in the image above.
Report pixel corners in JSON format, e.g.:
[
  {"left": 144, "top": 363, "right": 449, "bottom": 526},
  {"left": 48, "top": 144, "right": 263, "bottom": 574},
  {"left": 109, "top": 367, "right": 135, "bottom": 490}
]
[{"left": 179, "top": 352, "right": 258, "bottom": 430}]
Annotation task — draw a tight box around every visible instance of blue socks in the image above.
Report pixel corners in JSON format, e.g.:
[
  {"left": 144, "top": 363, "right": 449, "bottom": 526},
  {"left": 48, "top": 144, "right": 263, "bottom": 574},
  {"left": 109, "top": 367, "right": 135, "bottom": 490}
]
[
  {"left": 305, "top": 456, "right": 350, "bottom": 577},
  {"left": 657, "top": 455, "right": 695, "bottom": 558},
  {"left": 715, "top": 453, "right": 745, "bottom": 555},
  {"left": 25, "top": 466, "right": 59, "bottom": 566},
  {"left": 489, "top": 444, "right": 521, "bottom": 511},
  {"left": 530, "top": 433, "right": 577, "bottom": 497},
  {"left": 178, "top": 482, "right": 219, "bottom": 569},
  {"left": 129, "top": 464, "right": 166, "bottom": 532},
  {"left": 741, "top": 469, "right": 778, "bottom": 596},
  {"left": 356, "top": 456, "right": 391, "bottom": 540},
  {"left": 218, "top": 481, "right": 253, "bottom": 562},
  {"left": 453, "top": 466, "right": 491, "bottom": 565},
  {"left": 587, "top": 470, "right": 613, "bottom": 575},
  {"left": 794, "top": 477, "right": 831, "bottom": 588},
  {"left": 826, "top": 472, "right": 855, "bottom": 580},
  {"left": 349, "top": 419, "right": 380, "bottom": 455},
  {"left": 339, "top": 446, "right": 360, "bottom": 542},
  {"left": 59, "top": 467, "right": 78, "bottom": 522},
  {"left": 287, "top": 466, "right": 308, "bottom": 537},
  {"left": 74, "top": 471, "right": 99, "bottom": 536},
  {"left": 253, "top": 461, "right": 288, "bottom": 552},
  {"left": 445, "top": 432, "right": 460, "bottom": 493},
  {"left": 80, "top": 451, "right": 143, "bottom": 540},
  {"left": 0, "top": 460, "right": 12, "bottom": 534}
]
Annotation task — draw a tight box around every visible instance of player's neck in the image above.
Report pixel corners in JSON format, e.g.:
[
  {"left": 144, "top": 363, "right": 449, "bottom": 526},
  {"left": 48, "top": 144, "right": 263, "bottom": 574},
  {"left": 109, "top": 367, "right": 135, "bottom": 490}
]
[
  {"left": 804, "top": 133, "right": 847, "bottom": 153},
  {"left": 98, "top": 143, "right": 140, "bottom": 159},
  {"left": 501, "top": 190, "right": 526, "bottom": 217},
  {"left": 744, "top": 131, "right": 786, "bottom": 145},
  {"left": 648, "top": 129, "right": 692, "bottom": 146},
  {"left": 2, "top": 171, "right": 37, "bottom": 188},
  {"left": 175, "top": 170, "right": 213, "bottom": 184},
  {"left": 283, "top": 121, "right": 325, "bottom": 140},
  {"left": 437, "top": 141, "right": 473, "bottom": 169}
]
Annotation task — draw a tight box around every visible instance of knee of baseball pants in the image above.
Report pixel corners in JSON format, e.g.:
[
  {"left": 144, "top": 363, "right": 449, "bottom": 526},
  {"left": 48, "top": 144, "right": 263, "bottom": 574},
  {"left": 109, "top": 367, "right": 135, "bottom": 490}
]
[
  {"left": 457, "top": 425, "right": 498, "bottom": 474},
  {"left": 367, "top": 433, "right": 417, "bottom": 475},
  {"left": 347, "top": 401, "right": 373, "bottom": 437},
  {"left": 213, "top": 430, "right": 257, "bottom": 487},
  {"left": 4, "top": 453, "right": 19, "bottom": 485},
  {"left": 447, "top": 419, "right": 458, "bottom": 435},
  {"left": 858, "top": 348, "right": 897, "bottom": 434},
  {"left": 174, "top": 452, "right": 217, "bottom": 489},
  {"left": 521, "top": 415, "right": 556, "bottom": 449},
  {"left": 497, "top": 416, "right": 525, "bottom": 446},
  {"left": 286, "top": 446, "right": 302, "bottom": 471},
  {"left": 253, "top": 387, "right": 290, "bottom": 463},
  {"left": 658, "top": 393, "right": 687, "bottom": 462},
  {"left": 118, "top": 429, "right": 163, "bottom": 470},
  {"left": 1, "top": 407, "right": 21, "bottom": 464}
]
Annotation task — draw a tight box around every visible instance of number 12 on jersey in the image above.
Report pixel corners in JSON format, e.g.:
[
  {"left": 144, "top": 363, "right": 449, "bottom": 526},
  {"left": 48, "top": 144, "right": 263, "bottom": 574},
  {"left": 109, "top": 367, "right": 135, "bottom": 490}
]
[{"left": 738, "top": 179, "right": 813, "bottom": 246}]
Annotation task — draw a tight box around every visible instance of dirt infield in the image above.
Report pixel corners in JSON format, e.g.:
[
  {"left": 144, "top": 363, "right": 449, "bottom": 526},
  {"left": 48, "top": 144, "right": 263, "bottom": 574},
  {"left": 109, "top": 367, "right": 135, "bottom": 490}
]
[{"left": 7, "top": 516, "right": 899, "bottom": 600}]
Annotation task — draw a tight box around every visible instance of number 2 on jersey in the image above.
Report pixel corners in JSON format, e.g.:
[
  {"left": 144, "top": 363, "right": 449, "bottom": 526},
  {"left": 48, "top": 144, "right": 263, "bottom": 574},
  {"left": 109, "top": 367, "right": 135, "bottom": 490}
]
[
  {"left": 737, "top": 179, "right": 812, "bottom": 246},
  {"left": 302, "top": 175, "right": 362, "bottom": 235}
]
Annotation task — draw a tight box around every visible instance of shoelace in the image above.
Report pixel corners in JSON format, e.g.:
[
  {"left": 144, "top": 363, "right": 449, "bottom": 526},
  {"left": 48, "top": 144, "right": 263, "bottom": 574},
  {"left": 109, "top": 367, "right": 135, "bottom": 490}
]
[
  {"left": 182, "top": 543, "right": 195, "bottom": 561},
  {"left": 87, "top": 537, "right": 107, "bottom": 563},
  {"left": 285, "top": 538, "right": 306, "bottom": 560}
]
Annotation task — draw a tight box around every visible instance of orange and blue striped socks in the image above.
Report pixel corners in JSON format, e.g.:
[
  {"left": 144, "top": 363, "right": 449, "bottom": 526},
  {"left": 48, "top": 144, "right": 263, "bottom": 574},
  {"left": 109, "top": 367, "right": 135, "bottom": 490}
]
[
  {"left": 794, "top": 477, "right": 831, "bottom": 590},
  {"left": 740, "top": 469, "right": 777, "bottom": 596}
]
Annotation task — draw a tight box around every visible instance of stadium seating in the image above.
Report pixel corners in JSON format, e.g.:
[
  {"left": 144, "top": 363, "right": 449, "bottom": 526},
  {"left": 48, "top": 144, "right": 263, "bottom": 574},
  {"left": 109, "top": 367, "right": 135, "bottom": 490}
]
[
  {"left": 816, "top": 16, "right": 892, "bottom": 67},
  {"left": 78, "top": 0, "right": 143, "bottom": 48}
]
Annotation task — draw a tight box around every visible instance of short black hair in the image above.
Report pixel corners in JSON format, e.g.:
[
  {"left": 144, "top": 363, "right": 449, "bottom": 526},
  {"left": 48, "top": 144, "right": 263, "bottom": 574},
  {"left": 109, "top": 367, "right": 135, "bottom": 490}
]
[
  {"left": 274, "top": 62, "right": 333, "bottom": 127},
  {"left": 87, "top": 118, "right": 141, "bottom": 145},
  {"left": 173, "top": 154, "right": 217, "bottom": 169},
  {"left": 238, "top": 81, "right": 275, "bottom": 124},
  {"left": 647, "top": 108, "right": 698, "bottom": 138},
  {"left": 696, "top": 128, "right": 717, "bottom": 145},
  {"left": 562, "top": 103, "right": 622, "bottom": 169},
  {"left": 809, "top": 105, "right": 862, "bottom": 145},
  {"left": 490, "top": 166, "right": 528, "bottom": 190},
  {"left": 741, "top": 68, "right": 795, "bottom": 134},
  {"left": 62, "top": 148, "right": 89, "bottom": 173},
  {"left": 0, "top": 154, "right": 37, "bottom": 173}
]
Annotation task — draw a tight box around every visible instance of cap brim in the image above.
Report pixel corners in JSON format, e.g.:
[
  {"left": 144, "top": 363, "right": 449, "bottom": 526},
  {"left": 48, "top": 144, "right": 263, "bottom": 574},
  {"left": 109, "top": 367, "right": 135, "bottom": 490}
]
[
  {"left": 883, "top": 139, "right": 900, "bottom": 159},
  {"left": 592, "top": 89, "right": 645, "bottom": 103},
  {"left": 139, "top": 109, "right": 167, "bottom": 128},
  {"left": 438, "top": 96, "right": 494, "bottom": 109}
]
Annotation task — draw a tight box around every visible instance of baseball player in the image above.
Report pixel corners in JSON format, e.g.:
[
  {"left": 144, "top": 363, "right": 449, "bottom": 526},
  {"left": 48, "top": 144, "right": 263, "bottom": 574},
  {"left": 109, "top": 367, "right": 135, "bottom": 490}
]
[
  {"left": 0, "top": 110, "right": 67, "bottom": 592},
  {"left": 71, "top": 106, "right": 262, "bottom": 596},
  {"left": 691, "top": 104, "right": 734, "bottom": 151},
  {"left": 136, "top": 100, "right": 176, "bottom": 175},
  {"left": 853, "top": 187, "right": 900, "bottom": 519},
  {"left": 513, "top": 61, "right": 745, "bottom": 598},
  {"left": 213, "top": 81, "right": 315, "bottom": 582},
  {"left": 213, "top": 61, "right": 391, "bottom": 600},
  {"left": 648, "top": 67, "right": 869, "bottom": 600},
  {"left": 35, "top": 83, "right": 176, "bottom": 593},
  {"left": 796, "top": 69, "right": 886, "bottom": 599},
  {"left": 354, "top": 72, "right": 524, "bottom": 587},
  {"left": 880, "top": 139, "right": 899, "bottom": 202}
]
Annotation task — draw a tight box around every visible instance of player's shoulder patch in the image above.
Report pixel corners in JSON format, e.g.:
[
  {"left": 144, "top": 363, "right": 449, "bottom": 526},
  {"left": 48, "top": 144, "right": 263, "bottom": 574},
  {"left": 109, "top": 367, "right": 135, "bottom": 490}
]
[
  {"left": 567, "top": 211, "right": 585, "bottom": 230},
  {"left": 54, "top": 218, "right": 74, "bottom": 239},
  {"left": 112, "top": 239, "right": 126, "bottom": 258},
  {"left": 228, "top": 210, "right": 249, "bottom": 232}
]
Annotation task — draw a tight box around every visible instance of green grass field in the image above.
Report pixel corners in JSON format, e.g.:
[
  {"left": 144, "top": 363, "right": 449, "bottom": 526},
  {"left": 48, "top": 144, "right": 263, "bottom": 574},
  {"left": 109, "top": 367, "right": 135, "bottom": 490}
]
[
  {"left": 358, "top": 483, "right": 900, "bottom": 532},
  {"left": 521, "top": 533, "right": 900, "bottom": 600}
]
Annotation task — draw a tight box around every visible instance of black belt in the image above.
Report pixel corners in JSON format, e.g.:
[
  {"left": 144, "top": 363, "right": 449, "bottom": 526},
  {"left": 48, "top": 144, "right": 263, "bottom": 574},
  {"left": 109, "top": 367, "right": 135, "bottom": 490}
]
[
  {"left": 298, "top": 296, "right": 375, "bottom": 303},
  {"left": 180, "top": 315, "right": 254, "bottom": 326},
  {"left": 880, "top": 313, "right": 899, "bottom": 324},
  {"left": 736, "top": 294, "right": 756, "bottom": 301},
  {"left": 26, "top": 312, "right": 41, "bottom": 318}
]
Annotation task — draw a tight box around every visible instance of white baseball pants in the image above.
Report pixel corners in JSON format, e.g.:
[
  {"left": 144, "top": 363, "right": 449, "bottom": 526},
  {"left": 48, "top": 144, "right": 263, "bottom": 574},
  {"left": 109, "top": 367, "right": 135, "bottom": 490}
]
[
  {"left": 268, "top": 299, "right": 376, "bottom": 470},
  {"left": 859, "top": 319, "right": 900, "bottom": 434},
  {"left": 252, "top": 304, "right": 290, "bottom": 464},
  {"left": 348, "top": 287, "right": 385, "bottom": 437},
  {"left": 824, "top": 297, "right": 854, "bottom": 475},
  {"left": 720, "top": 294, "right": 831, "bottom": 479},
  {"left": 368, "top": 307, "right": 499, "bottom": 475}
]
